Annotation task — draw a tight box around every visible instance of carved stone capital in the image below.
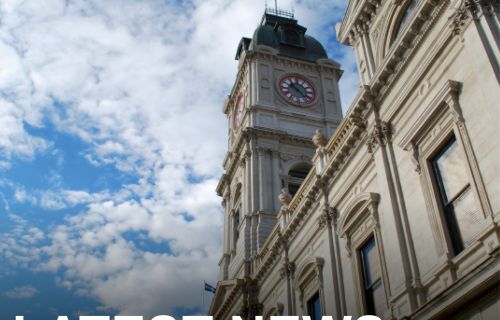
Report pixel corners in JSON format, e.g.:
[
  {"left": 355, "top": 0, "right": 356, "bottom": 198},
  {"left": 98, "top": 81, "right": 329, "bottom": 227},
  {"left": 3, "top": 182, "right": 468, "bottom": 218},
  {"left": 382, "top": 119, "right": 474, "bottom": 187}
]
[
  {"left": 256, "top": 146, "right": 272, "bottom": 156},
  {"left": 318, "top": 206, "right": 338, "bottom": 229},
  {"left": 367, "top": 121, "right": 393, "bottom": 154},
  {"left": 279, "top": 260, "right": 295, "bottom": 279}
]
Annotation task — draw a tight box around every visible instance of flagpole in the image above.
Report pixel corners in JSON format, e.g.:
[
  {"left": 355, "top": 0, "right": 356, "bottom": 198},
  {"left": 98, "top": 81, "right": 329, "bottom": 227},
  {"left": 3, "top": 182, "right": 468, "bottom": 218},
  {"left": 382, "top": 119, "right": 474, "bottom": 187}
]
[{"left": 202, "top": 281, "right": 205, "bottom": 315}]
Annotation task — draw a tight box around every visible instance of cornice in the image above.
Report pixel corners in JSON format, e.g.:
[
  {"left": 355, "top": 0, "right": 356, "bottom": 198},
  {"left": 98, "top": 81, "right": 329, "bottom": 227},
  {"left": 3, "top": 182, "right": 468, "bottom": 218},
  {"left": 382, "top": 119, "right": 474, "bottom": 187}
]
[
  {"left": 213, "top": 279, "right": 245, "bottom": 320},
  {"left": 250, "top": 48, "right": 343, "bottom": 79},
  {"left": 338, "top": 0, "right": 383, "bottom": 45}
]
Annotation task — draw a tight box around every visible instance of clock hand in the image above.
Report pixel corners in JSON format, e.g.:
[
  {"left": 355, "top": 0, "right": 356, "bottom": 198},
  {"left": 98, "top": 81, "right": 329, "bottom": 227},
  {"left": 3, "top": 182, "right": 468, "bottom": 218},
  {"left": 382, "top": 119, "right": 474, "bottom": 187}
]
[
  {"left": 288, "top": 83, "right": 301, "bottom": 97},
  {"left": 295, "top": 85, "right": 306, "bottom": 97},
  {"left": 289, "top": 83, "right": 305, "bottom": 97}
]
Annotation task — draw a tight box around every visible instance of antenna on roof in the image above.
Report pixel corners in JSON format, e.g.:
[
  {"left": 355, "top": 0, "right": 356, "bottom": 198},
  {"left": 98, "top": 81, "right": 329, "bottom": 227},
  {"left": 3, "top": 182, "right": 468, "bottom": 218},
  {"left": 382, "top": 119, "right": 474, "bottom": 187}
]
[{"left": 275, "top": 0, "right": 278, "bottom": 12}]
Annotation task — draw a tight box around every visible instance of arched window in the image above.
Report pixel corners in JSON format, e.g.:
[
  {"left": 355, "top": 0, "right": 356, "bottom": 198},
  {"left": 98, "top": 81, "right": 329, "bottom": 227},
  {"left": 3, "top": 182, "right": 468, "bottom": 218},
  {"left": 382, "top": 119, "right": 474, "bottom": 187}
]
[
  {"left": 392, "top": 0, "right": 421, "bottom": 44},
  {"left": 232, "top": 209, "right": 240, "bottom": 251},
  {"left": 295, "top": 258, "right": 325, "bottom": 316},
  {"left": 339, "top": 193, "right": 390, "bottom": 318},
  {"left": 287, "top": 163, "right": 311, "bottom": 197}
]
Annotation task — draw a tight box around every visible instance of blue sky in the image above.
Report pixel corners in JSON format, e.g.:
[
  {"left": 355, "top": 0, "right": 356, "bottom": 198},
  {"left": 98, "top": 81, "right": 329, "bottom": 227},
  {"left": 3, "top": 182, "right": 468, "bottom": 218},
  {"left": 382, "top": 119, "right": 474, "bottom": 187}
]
[{"left": 0, "top": 0, "right": 358, "bottom": 319}]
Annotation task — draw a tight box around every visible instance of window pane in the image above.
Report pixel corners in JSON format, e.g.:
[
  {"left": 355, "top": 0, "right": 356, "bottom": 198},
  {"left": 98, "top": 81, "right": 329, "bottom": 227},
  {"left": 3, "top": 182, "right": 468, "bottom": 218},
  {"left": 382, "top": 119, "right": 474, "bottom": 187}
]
[
  {"left": 288, "top": 184, "right": 300, "bottom": 197},
  {"left": 289, "top": 169, "right": 309, "bottom": 179},
  {"left": 451, "top": 187, "right": 482, "bottom": 246},
  {"left": 395, "top": 0, "right": 422, "bottom": 39},
  {"left": 308, "top": 294, "right": 321, "bottom": 320},
  {"left": 435, "top": 139, "right": 469, "bottom": 202},
  {"left": 372, "top": 281, "right": 386, "bottom": 316},
  {"left": 361, "top": 238, "right": 380, "bottom": 287}
]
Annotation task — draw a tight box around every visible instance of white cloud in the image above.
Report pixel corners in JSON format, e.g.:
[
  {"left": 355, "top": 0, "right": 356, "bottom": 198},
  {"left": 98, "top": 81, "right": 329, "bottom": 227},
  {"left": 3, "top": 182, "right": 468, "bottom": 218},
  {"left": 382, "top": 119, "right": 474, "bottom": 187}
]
[
  {"left": 3, "top": 285, "right": 38, "bottom": 299},
  {"left": 0, "top": 0, "right": 358, "bottom": 316}
]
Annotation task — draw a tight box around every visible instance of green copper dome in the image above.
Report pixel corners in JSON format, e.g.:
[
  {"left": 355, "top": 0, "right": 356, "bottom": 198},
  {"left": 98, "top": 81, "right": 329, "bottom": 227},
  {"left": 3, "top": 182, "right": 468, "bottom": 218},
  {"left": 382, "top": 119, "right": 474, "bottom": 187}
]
[{"left": 236, "top": 12, "right": 328, "bottom": 62}]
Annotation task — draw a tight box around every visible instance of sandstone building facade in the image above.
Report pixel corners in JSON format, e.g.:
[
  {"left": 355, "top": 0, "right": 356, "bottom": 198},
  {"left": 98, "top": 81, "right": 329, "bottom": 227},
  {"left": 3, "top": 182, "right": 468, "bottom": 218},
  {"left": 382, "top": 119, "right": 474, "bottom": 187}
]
[{"left": 210, "top": 1, "right": 499, "bottom": 319}]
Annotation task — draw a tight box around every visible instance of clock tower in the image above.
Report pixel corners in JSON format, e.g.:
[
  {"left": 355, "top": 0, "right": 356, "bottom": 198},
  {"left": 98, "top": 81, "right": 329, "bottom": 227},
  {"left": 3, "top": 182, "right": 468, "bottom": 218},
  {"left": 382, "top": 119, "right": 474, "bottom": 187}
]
[{"left": 216, "top": 9, "right": 343, "bottom": 284}]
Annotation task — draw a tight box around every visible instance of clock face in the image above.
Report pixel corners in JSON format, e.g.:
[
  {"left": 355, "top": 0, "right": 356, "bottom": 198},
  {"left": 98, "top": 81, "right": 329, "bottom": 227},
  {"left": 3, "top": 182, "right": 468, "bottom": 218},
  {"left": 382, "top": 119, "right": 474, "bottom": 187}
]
[
  {"left": 232, "top": 94, "right": 245, "bottom": 130},
  {"left": 278, "top": 75, "right": 316, "bottom": 106}
]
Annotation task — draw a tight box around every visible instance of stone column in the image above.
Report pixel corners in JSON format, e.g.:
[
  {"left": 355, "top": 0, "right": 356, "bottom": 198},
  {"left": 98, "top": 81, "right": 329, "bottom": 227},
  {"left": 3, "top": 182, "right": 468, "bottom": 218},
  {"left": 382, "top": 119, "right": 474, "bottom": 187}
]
[
  {"left": 244, "top": 152, "right": 251, "bottom": 216},
  {"left": 258, "top": 147, "right": 266, "bottom": 210},
  {"left": 272, "top": 150, "right": 281, "bottom": 213},
  {"left": 318, "top": 203, "right": 344, "bottom": 318},
  {"left": 251, "top": 145, "right": 259, "bottom": 213},
  {"left": 359, "top": 23, "right": 376, "bottom": 78},
  {"left": 222, "top": 194, "right": 230, "bottom": 253},
  {"left": 367, "top": 118, "right": 417, "bottom": 311}
]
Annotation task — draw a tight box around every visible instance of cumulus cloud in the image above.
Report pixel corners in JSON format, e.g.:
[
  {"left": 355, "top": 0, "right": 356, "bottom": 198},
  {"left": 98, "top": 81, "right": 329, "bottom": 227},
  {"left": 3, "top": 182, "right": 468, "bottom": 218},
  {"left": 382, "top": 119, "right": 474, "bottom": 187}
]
[
  {"left": 3, "top": 285, "right": 38, "bottom": 299},
  {"left": 0, "top": 0, "right": 358, "bottom": 316}
]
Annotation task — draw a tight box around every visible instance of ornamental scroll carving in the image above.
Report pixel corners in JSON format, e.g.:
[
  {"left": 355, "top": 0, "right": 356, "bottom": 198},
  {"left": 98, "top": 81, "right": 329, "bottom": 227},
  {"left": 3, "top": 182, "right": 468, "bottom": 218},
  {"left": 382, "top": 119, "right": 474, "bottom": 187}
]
[
  {"left": 317, "top": 207, "right": 338, "bottom": 230},
  {"left": 279, "top": 259, "right": 296, "bottom": 279},
  {"left": 449, "top": 0, "right": 498, "bottom": 36},
  {"left": 338, "top": 192, "right": 381, "bottom": 257},
  {"left": 366, "top": 121, "right": 393, "bottom": 154}
]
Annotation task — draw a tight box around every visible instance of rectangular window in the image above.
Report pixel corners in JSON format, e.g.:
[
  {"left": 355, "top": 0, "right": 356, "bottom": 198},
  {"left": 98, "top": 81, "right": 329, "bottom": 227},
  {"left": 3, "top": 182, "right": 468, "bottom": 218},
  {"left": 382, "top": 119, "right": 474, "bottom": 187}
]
[
  {"left": 307, "top": 293, "right": 321, "bottom": 320},
  {"left": 360, "top": 237, "right": 385, "bottom": 315},
  {"left": 233, "top": 211, "right": 240, "bottom": 248},
  {"left": 431, "top": 136, "right": 482, "bottom": 254}
]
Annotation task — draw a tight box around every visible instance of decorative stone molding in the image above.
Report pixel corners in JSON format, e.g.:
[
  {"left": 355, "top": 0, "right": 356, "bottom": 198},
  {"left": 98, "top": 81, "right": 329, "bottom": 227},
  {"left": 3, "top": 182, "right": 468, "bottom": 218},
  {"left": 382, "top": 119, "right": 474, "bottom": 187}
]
[
  {"left": 242, "top": 278, "right": 262, "bottom": 320},
  {"left": 213, "top": 279, "right": 246, "bottom": 320},
  {"left": 448, "top": 0, "right": 498, "bottom": 37},
  {"left": 409, "top": 141, "right": 422, "bottom": 174},
  {"left": 340, "top": 0, "right": 383, "bottom": 45},
  {"left": 348, "top": 114, "right": 367, "bottom": 129},
  {"left": 279, "top": 259, "right": 296, "bottom": 279},
  {"left": 295, "top": 257, "right": 325, "bottom": 312},
  {"left": 339, "top": 192, "right": 381, "bottom": 239},
  {"left": 449, "top": 2, "right": 471, "bottom": 36},
  {"left": 367, "top": 121, "right": 393, "bottom": 154},
  {"left": 465, "top": 0, "right": 498, "bottom": 19},
  {"left": 372, "top": 0, "right": 448, "bottom": 100},
  {"left": 318, "top": 207, "right": 338, "bottom": 230}
]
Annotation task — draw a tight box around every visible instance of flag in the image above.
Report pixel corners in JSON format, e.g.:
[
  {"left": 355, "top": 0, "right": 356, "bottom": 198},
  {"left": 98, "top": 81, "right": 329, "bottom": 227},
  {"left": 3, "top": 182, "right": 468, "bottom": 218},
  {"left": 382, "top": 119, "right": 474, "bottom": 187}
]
[{"left": 204, "top": 282, "right": 216, "bottom": 293}]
